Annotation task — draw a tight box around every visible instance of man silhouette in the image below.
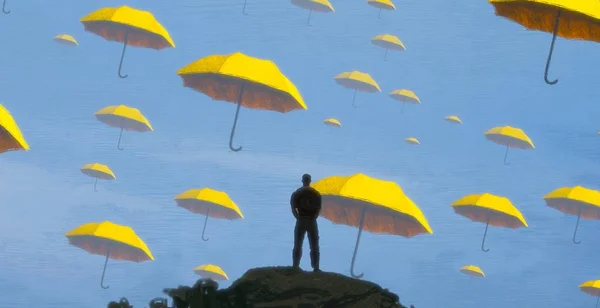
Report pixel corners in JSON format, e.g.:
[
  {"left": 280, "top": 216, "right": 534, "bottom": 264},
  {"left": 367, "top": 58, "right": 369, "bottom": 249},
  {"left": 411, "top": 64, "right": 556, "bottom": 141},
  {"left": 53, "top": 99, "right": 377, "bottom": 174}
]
[{"left": 290, "top": 173, "right": 322, "bottom": 272}]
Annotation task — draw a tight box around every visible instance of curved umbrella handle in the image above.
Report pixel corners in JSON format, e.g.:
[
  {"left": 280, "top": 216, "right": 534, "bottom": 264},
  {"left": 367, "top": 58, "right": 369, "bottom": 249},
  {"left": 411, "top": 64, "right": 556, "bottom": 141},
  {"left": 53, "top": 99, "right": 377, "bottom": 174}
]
[
  {"left": 378, "top": 8, "right": 381, "bottom": 19},
  {"left": 2, "top": 0, "right": 10, "bottom": 14},
  {"left": 481, "top": 211, "right": 491, "bottom": 252},
  {"left": 118, "top": 32, "right": 129, "bottom": 79},
  {"left": 350, "top": 208, "right": 367, "bottom": 278},
  {"left": 117, "top": 128, "right": 125, "bottom": 151},
  {"left": 100, "top": 249, "right": 111, "bottom": 289},
  {"left": 384, "top": 49, "right": 388, "bottom": 61},
  {"left": 242, "top": 0, "right": 248, "bottom": 15},
  {"left": 573, "top": 205, "right": 582, "bottom": 244},
  {"left": 93, "top": 178, "right": 99, "bottom": 192},
  {"left": 596, "top": 295, "right": 599, "bottom": 308},
  {"left": 307, "top": 9, "right": 312, "bottom": 27},
  {"left": 544, "top": 10, "right": 561, "bottom": 85},
  {"left": 201, "top": 208, "right": 210, "bottom": 241},
  {"left": 503, "top": 145, "right": 509, "bottom": 165},
  {"left": 229, "top": 84, "right": 245, "bottom": 152},
  {"left": 352, "top": 89, "right": 358, "bottom": 108}
]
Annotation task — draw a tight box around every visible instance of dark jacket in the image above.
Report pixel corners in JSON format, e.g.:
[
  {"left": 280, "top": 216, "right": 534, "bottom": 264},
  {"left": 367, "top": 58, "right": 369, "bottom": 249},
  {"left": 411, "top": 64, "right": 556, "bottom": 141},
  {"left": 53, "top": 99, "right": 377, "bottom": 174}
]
[{"left": 291, "top": 186, "right": 322, "bottom": 219}]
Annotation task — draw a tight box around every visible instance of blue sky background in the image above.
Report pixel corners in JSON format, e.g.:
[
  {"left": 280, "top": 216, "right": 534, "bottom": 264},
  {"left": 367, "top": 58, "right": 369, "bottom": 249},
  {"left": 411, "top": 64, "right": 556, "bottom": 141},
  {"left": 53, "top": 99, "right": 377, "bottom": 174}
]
[{"left": 1, "top": 0, "right": 600, "bottom": 307}]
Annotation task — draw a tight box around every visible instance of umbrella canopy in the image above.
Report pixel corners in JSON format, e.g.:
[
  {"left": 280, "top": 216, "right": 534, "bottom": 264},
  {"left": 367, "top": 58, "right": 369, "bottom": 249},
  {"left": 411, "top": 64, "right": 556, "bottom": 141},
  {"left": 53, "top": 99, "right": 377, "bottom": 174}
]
[
  {"left": 95, "top": 105, "right": 153, "bottom": 150},
  {"left": 452, "top": 193, "right": 527, "bottom": 252},
  {"left": 389, "top": 89, "right": 419, "bottom": 113},
  {"left": 80, "top": 5, "right": 175, "bottom": 78},
  {"left": 543, "top": 186, "right": 600, "bottom": 244},
  {"left": 80, "top": 163, "right": 116, "bottom": 191},
  {"left": 194, "top": 264, "right": 229, "bottom": 281},
  {"left": 580, "top": 280, "right": 600, "bottom": 308},
  {"left": 371, "top": 34, "right": 405, "bottom": 60},
  {"left": 323, "top": 118, "right": 341, "bottom": 127},
  {"left": 484, "top": 125, "right": 534, "bottom": 165},
  {"left": 405, "top": 137, "right": 420, "bottom": 145},
  {"left": 460, "top": 265, "right": 485, "bottom": 278},
  {"left": 444, "top": 115, "right": 462, "bottom": 124},
  {"left": 367, "top": 0, "right": 395, "bottom": 18},
  {"left": 313, "top": 173, "right": 432, "bottom": 278},
  {"left": 65, "top": 221, "right": 153, "bottom": 289},
  {"left": 175, "top": 188, "right": 244, "bottom": 241},
  {"left": 177, "top": 52, "right": 306, "bottom": 152},
  {"left": 291, "top": 0, "right": 334, "bottom": 26},
  {"left": 489, "top": 0, "right": 600, "bottom": 85},
  {"left": 0, "top": 104, "right": 29, "bottom": 153},
  {"left": 54, "top": 34, "right": 78, "bottom": 46},
  {"left": 334, "top": 71, "right": 381, "bottom": 108}
]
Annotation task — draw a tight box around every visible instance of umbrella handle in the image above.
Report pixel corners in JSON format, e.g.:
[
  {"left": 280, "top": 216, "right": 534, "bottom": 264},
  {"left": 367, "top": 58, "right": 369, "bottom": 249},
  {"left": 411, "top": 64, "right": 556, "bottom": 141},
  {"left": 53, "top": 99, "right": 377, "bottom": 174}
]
[
  {"left": 481, "top": 212, "right": 491, "bottom": 252},
  {"left": 2, "top": 0, "right": 10, "bottom": 14},
  {"left": 596, "top": 295, "right": 599, "bottom": 308},
  {"left": 242, "top": 0, "right": 248, "bottom": 15},
  {"left": 93, "top": 178, "right": 99, "bottom": 192},
  {"left": 229, "top": 84, "right": 244, "bottom": 152},
  {"left": 503, "top": 145, "right": 509, "bottom": 165},
  {"left": 100, "top": 248, "right": 111, "bottom": 289},
  {"left": 378, "top": 8, "right": 381, "bottom": 19},
  {"left": 573, "top": 205, "right": 582, "bottom": 244},
  {"left": 117, "top": 128, "right": 125, "bottom": 151},
  {"left": 352, "top": 90, "right": 358, "bottom": 108},
  {"left": 118, "top": 32, "right": 129, "bottom": 79},
  {"left": 544, "top": 10, "right": 561, "bottom": 85},
  {"left": 202, "top": 208, "right": 210, "bottom": 241},
  {"left": 307, "top": 10, "right": 312, "bottom": 27},
  {"left": 384, "top": 49, "right": 388, "bottom": 61},
  {"left": 350, "top": 208, "right": 367, "bottom": 279}
]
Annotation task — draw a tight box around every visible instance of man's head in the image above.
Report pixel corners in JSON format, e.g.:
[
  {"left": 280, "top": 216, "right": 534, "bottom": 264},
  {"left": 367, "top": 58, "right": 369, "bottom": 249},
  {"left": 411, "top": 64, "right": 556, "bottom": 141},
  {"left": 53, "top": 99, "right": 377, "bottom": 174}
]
[{"left": 302, "top": 173, "right": 311, "bottom": 186}]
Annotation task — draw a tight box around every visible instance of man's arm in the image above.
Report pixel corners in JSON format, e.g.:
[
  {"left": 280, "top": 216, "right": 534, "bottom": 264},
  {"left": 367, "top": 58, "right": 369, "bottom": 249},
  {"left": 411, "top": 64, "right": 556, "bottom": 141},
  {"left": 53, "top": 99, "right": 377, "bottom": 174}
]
[
  {"left": 314, "top": 192, "right": 322, "bottom": 218},
  {"left": 290, "top": 191, "right": 298, "bottom": 219}
]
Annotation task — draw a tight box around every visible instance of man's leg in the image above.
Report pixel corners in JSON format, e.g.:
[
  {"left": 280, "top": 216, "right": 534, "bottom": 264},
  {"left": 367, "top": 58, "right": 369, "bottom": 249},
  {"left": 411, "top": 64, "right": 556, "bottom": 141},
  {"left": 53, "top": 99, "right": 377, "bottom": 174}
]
[
  {"left": 307, "top": 219, "right": 320, "bottom": 271},
  {"left": 293, "top": 219, "right": 306, "bottom": 268}
]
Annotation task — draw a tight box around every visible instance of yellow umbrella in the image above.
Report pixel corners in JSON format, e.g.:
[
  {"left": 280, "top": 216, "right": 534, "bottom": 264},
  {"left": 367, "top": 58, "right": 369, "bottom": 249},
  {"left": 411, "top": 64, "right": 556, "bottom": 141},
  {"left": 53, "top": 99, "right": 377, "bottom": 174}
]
[
  {"left": 194, "top": 264, "right": 229, "bottom": 281},
  {"left": 80, "top": 163, "right": 116, "bottom": 192},
  {"left": 0, "top": 104, "right": 29, "bottom": 153},
  {"left": 2, "top": 0, "right": 9, "bottom": 14},
  {"left": 65, "top": 221, "right": 154, "bottom": 289},
  {"left": 334, "top": 71, "right": 381, "bottom": 108},
  {"left": 291, "top": 0, "right": 334, "bottom": 26},
  {"left": 175, "top": 188, "right": 244, "bottom": 241},
  {"left": 460, "top": 265, "right": 485, "bottom": 278},
  {"left": 80, "top": 5, "right": 175, "bottom": 79},
  {"left": 489, "top": 0, "right": 600, "bottom": 85},
  {"left": 177, "top": 52, "right": 306, "bottom": 152},
  {"left": 323, "top": 118, "right": 341, "bottom": 128},
  {"left": 451, "top": 193, "right": 528, "bottom": 252},
  {"left": 444, "top": 115, "right": 462, "bottom": 124},
  {"left": 484, "top": 125, "right": 534, "bottom": 165},
  {"left": 389, "top": 89, "right": 419, "bottom": 114},
  {"left": 543, "top": 186, "right": 600, "bottom": 244},
  {"left": 368, "top": 0, "right": 395, "bottom": 18},
  {"left": 54, "top": 34, "right": 78, "bottom": 46},
  {"left": 312, "top": 173, "right": 433, "bottom": 278},
  {"left": 371, "top": 34, "right": 405, "bottom": 61},
  {"left": 405, "top": 137, "right": 420, "bottom": 145},
  {"left": 580, "top": 280, "right": 600, "bottom": 308},
  {"left": 94, "top": 105, "right": 153, "bottom": 150}
]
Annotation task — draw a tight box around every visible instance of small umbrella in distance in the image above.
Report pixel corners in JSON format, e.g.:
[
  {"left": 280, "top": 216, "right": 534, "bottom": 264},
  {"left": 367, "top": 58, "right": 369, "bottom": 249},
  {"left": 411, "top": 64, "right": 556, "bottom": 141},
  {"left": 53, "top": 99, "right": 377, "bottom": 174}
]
[
  {"left": 460, "top": 265, "right": 485, "bottom": 284},
  {"left": 405, "top": 137, "right": 420, "bottom": 145},
  {"left": 65, "top": 221, "right": 154, "bottom": 289},
  {"left": 389, "top": 89, "right": 420, "bottom": 114},
  {"left": 444, "top": 115, "right": 462, "bottom": 124},
  {"left": 580, "top": 280, "right": 600, "bottom": 308},
  {"left": 94, "top": 105, "right": 153, "bottom": 151},
  {"left": 334, "top": 71, "right": 381, "bottom": 108},
  {"left": 2, "top": 0, "right": 9, "bottom": 14},
  {"left": 175, "top": 188, "right": 244, "bottom": 241},
  {"left": 54, "top": 34, "right": 78, "bottom": 47},
  {"left": 489, "top": 0, "right": 600, "bottom": 85},
  {"left": 0, "top": 104, "right": 29, "bottom": 154},
  {"left": 323, "top": 118, "right": 341, "bottom": 128},
  {"left": 371, "top": 34, "right": 405, "bottom": 61},
  {"left": 451, "top": 193, "right": 528, "bottom": 252},
  {"left": 80, "top": 5, "right": 175, "bottom": 78},
  {"left": 312, "top": 173, "right": 433, "bottom": 278},
  {"left": 367, "top": 0, "right": 395, "bottom": 18},
  {"left": 484, "top": 125, "right": 534, "bottom": 165},
  {"left": 80, "top": 163, "right": 116, "bottom": 192},
  {"left": 543, "top": 186, "right": 600, "bottom": 244},
  {"left": 177, "top": 52, "right": 307, "bottom": 152},
  {"left": 194, "top": 264, "right": 229, "bottom": 281},
  {"left": 291, "top": 0, "right": 334, "bottom": 26}
]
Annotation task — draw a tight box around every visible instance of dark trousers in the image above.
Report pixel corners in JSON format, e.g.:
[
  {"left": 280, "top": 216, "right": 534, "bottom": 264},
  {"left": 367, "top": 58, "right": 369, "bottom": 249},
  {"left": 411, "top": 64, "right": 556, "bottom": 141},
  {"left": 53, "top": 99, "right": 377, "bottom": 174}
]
[{"left": 292, "top": 217, "right": 320, "bottom": 270}]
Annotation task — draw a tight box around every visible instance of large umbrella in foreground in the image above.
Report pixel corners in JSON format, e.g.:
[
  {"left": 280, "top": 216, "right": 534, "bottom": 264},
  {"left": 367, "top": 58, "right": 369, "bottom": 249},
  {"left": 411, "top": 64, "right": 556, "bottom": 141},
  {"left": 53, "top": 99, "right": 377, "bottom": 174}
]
[
  {"left": 371, "top": 34, "right": 405, "bottom": 61},
  {"left": 66, "top": 221, "right": 154, "bottom": 289},
  {"left": 175, "top": 188, "right": 244, "bottom": 241},
  {"left": 177, "top": 52, "right": 306, "bottom": 152},
  {"left": 367, "top": 0, "right": 395, "bottom": 18},
  {"left": 389, "top": 89, "right": 420, "bottom": 114},
  {"left": 489, "top": 0, "right": 600, "bottom": 85},
  {"left": 0, "top": 104, "right": 29, "bottom": 153},
  {"left": 80, "top": 163, "right": 116, "bottom": 192},
  {"left": 94, "top": 105, "right": 153, "bottom": 150},
  {"left": 543, "top": 186, "right": 600, "bottom": 244},
  {"left": 80, "top": 5, "right": 175, "bottom": 78},
  {"left": 194, "top": 264, "right": 229, "bottom": 281},
  {"left": 580, "top": 280, "right": 600, "bottom": 308},
  {"left": 334, "top": 71, "right": 381, "bottom": 108},
  {"left": 484, "top": 125, "right": 534, "bottom": 165},
  {"left": 2, "top": 0, "right": 9, "bottom": 14},
  {"left": 291, "top": 0, "right": 334, "bottom": 26},
  {"left": 451, "top": 193, "right": 528, "bottom": 252},
  {"left": 312, "top": 173, "right": 433, "bottom": 278}
]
